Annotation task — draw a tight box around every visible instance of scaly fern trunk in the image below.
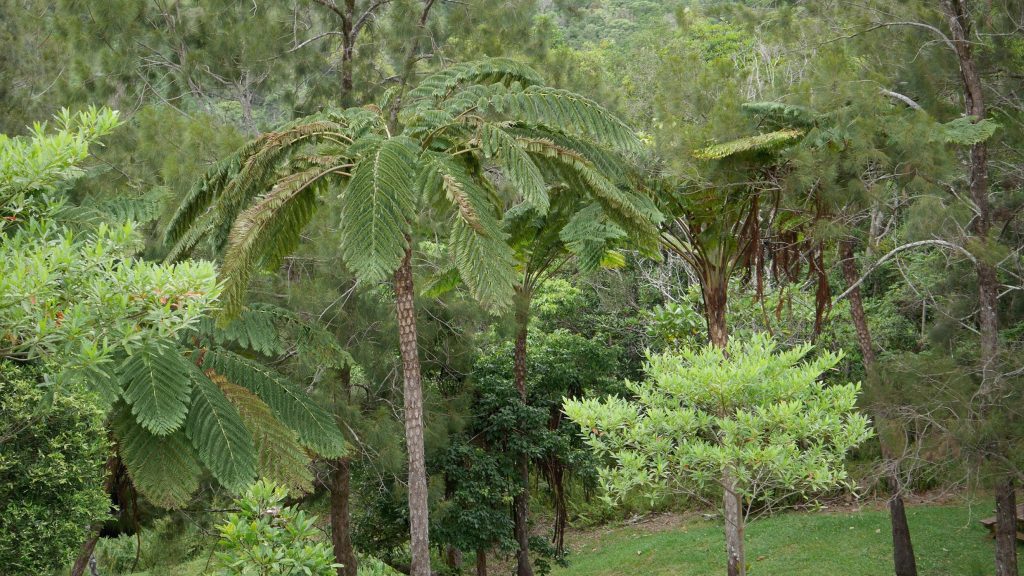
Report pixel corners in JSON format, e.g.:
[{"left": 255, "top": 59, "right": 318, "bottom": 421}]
[
  {"left": 395, "top": 247, "right": 431, "bottom": 576},
  {"left": 722, "top": 469, "right": 745, "bottom": 576},
  {"left": 840, "top": 238, "right": 918, "bottom": 576},
  {"left": 331, "top": 457, "right": 357, "bottom": 576},
  {"left": 512, "top": 287, "right": 535, "bottom": 576}
]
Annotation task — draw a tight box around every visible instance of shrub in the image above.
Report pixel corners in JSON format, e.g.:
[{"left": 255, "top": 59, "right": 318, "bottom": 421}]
[
  {"left": 213, "top": 479, "right": 339, "bottom": 576},
  {"left": 0, "top": 360, "right": 111, "bottom": 573}
]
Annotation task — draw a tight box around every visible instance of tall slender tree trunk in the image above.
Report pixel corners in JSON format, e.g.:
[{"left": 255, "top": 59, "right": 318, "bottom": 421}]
[
  {"left": 941, "top": 3, "right": 1014, "bottom": 574},
  {"left": 994, "top": 478, "right": 1018, "bottom": 576},
  {"left": 394, "top": 247, "right": 431, "bottom": 576},
  {"left": 840, "top": 238, "right": 918, "bottom": 576},
  {"left": 722, "top": 470, "right": 745, "bottom": 576},
  {"left": 331, "top": 457, "right": 358, "bottom": 576},
  {"left": 331, "top": 364, "right": 358, "bottom": 576},
  {"left": 512, "top": 288, "right": 535, "bottom": 576},
  {"left": 339, "top": 0, "right": 355, "bottom": 106}
]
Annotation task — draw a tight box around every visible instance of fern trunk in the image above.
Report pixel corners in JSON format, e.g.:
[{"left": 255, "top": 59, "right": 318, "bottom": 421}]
[
  {"left": 512, "top": 288, "right": 534, "bottom": 576},
  {"left": 395, "top": 247, "right": 431, "bottom": 576},
  {"left": 722, "top": 469, "right": 745, "bottom": 576}
]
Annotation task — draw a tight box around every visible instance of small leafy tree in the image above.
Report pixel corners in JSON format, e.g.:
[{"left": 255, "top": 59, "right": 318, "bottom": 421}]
[
  {"left": 564, "top": 334, "right": 872, "bottom": 576},
  {"left": 214, "top": 479, "right": 340, "bottom": 576}
]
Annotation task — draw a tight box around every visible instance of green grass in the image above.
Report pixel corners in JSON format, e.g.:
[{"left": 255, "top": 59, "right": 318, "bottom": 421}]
[{"left": 554, "top": 503, "right": 1013, "bottom": 576}]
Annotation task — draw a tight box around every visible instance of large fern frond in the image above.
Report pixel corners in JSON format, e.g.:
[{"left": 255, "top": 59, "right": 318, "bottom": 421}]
[
  {"left": 218, "top": 167, "right": 328, "bottom": 319},
  {"left": 113, "top": 404, "right": 202, "bottom": 509},
  {"left": 118, "top": 343, "right": 193, "bottom": 436},
  {"left": 488, "top": 86, "right": 641, "bottom": 153},
  {"left": 449, "top": 216, "right": 516, "bottom": 311},
  {"left": 407, "top": 58, "right": 544, "bottom": 106},
  {"left": 201, "top": 348, "right": 347, "bottom": 458},
  {"left": 185, "top": 368, "right": 258, "bottom": 493},
  {"left": 559, "top": 203, "right": 628, "bottom": 272},
  {"left": 480, "top": 123, "right": 549, "bottom": 213},
  {"left": 215, "top": 377, "right": 314, "bottom": 496},
  {"left": 338, "top": 136, "right": 420, "bottom": 283},
  {"left": 694, "top": 129, "right": 804, "bottom": 160}
]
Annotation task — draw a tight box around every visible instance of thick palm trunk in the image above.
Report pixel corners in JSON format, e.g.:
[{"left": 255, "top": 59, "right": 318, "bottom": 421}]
[
  {"left": 394, "top": 248, "right": 431, "bottom": 576},
  {"left": 994, "top": 477, "right": 1018, "bottom": 576},
  {"left": 512, "top": 288, "right": 535, "bottom": 576},
  {"left": 840, "top": 238, "right": 918, "bottom": 576},
  {"left": 722, "top": 470, "right": 745, "bottom": 576},
  {"left": 331, "top": 457, "right": 358, "bottom": 576}
]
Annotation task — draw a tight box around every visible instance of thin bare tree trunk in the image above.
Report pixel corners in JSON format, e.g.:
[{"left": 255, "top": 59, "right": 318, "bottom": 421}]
[
  {"left": 395, "top": 247, "right": 431, "bottom": 576},
  {"left": 512, "top": 288, "right": 535, "bottom": 576},
  {"left": 722, "top": 470, "right": 745, "bottom": 576},
  {"left": 994, "top": 478, "right": 1018, "bottom": 576},
  {"left": 840, "top": 238, "right": 918, "bottom": 576}
]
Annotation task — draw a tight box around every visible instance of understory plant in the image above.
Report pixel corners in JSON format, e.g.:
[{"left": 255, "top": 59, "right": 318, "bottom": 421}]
[
  {"left": 564, "top": 334, "right": 873, "bottom": 576},
  {"left": 213, "top": 479, "right": 340, "bottom": 576}
]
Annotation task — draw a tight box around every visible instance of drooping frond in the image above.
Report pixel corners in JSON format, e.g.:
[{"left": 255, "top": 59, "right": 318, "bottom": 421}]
[
  {"left": 510, "top": 126, "right": 633, "bottom": 179},
  {"left": 338, "top": 136, "right": 420, "bottom": 283},
  {"left": 487, "top": 86, "right": 642, "bottom": 153},
  {"left": 694, "top": 129, "right": 804, "bottom": 160},
  {"left": 118, "top": 343, "right": 193, "bottom": 436},
  {"left": 480, "top": 123, "right": 549, "bottom": 213},
  {"left": 185, "top": 368, "right": 258, "bottom": 493},
  {"left": 164, "top": 116, "right": 354, "bottom": 262},
  {"left": 419, "top": 152, "right": 503, "bottom": 237},
  {"left": 559, "top": 203, "right": 628, "bottom": 272},
  {"left": 215, "top": 377, "right": 314, "bottom": 496},
  {"left": 218, "top": 167, "right": 327, "bottom": 319},
  {"left": 199, "top": 303, "right": 286, "bottom": 357},
  {"left": 202, "top": 348, "right": 347, "bottom": 458},
  {"left": 113, "top": 404, "right": 202, "bottom": 509},
  {"left": 449, "top": 216, "right": 516, "bottom": 311},
  {"left": 407, "top": 58, "right": 544, "bottom": 106}
]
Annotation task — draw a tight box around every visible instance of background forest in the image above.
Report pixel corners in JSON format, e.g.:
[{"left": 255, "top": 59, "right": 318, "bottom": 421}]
[{"left": 0, "top": 1, "right": 1022, "bottom": 576}]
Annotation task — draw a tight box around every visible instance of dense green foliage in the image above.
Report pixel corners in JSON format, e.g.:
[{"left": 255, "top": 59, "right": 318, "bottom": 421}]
[
  {"left": 0, "top": 361, "right": 110, "bottom": 573},
  {"left": 0, "top": 1, "right": 1021, "bottom": 575}
]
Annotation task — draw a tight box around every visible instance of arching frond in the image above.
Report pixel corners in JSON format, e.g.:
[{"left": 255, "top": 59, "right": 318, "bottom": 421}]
[
  {"left": 218, "top": 167, "right": 328, "bottom": 319},
  {"left": 202, "top": 348, "right": 347, "bottom": 458},
  {"left": 185, "top": 368, "right": 258, "bottom": 493},
  {"left": 450, "top": 216, "right": 516, "bottom": 311},
  {"left": 488, "top": 86, "right": 641, "bottom": 153},
  {"left": 407, "top": 58, "right": 543, "bottom": 105},
  {"left": 118, "top": 343, "right": 193, "bottom": 436},
  {"left": 216, "top": 377, "right": 314, "bottom": 496},
  {"left": 113, "top": 404, "right": 202, "bottom": 509},
  {"left": 480, "top": 123, "right": 548, "bottom": 213},
  {"left": 338, "top": 136, "right": 420, "bottom": 283},
  {"left": 741, "top": 102, "right": 818, "bottom": 128}
]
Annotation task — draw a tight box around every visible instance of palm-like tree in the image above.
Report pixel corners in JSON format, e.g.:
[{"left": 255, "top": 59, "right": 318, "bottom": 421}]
[{"left": 165, "top": 58, "right": 655, "bottom": 576}]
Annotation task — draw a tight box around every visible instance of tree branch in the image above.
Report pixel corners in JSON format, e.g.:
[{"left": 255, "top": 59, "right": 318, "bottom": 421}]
[{"left": 833, "top": 239, "right": 978, "bottom": 303}]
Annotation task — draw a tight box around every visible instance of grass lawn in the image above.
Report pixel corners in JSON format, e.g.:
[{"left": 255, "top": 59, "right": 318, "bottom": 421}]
[{"left": 553, "top": 502, "right": 1015, "bottom": 576}]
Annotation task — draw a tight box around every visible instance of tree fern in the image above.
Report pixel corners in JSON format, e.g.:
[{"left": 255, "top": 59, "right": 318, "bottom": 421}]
[
  {"left": 118, "top": 343, "right": 193, "bottom": 436},
  {"left": 113, "top": 404, "right": 202, "bottom": 509},
  {"left": 216, "top": 377, "right": 314, "bottom": 496},
  {"left": 185, "top": 368, "right": 258, "bottom": 493},
  {"left": 339, "top": 136, "right": 420, "bottom": 283},
  {"left": 202, "top": 348, "right": 347, "bottom": 459}
]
